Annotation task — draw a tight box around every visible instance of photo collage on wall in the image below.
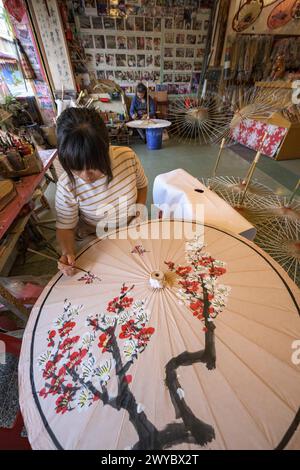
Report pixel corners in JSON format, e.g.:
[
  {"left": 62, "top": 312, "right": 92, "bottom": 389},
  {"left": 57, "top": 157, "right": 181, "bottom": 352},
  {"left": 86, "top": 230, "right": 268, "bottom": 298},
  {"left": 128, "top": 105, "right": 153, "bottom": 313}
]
[{"left": 72, "top": 0, "right": 211, "bottom": 94}]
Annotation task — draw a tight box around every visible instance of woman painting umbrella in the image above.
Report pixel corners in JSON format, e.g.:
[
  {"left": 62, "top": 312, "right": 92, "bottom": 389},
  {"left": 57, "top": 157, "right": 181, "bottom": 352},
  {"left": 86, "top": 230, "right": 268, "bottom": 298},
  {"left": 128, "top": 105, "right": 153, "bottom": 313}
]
[{"left": 55, "top": 108, "right": 148, "bottom": 276}]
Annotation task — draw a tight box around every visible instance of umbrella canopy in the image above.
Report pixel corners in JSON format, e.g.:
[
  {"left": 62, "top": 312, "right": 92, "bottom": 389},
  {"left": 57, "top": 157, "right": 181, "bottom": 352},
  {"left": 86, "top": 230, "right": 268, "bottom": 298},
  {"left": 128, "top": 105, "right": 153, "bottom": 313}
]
[{"left": 19, "top": 220, "right": 300, "bottom": 450}]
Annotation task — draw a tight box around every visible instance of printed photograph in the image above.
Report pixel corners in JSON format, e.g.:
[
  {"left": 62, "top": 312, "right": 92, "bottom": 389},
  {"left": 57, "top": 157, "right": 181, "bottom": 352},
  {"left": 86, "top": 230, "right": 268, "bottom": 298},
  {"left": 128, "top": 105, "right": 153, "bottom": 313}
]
[
  {"left": 105, "top": 53, "right": 114, "bottom": 66},
  {"left": 103, "top": 16, "right": 115, "bottom": 29},
  {"left": 94, "top": 35, "right": 105, "bottom": 49},
  {"left": 137, "top": 37, "right": 145, "bottom": 50},
  {"left": 165, "top": 18, "right": 173, "bottom": 29},
  {"left": 153, "top": 38, "right": 161, "bottom": 50},
  {"left": 116, "top": 54, "right": 127, "bottom": 67},
  {"left": 164, "top": 61, "right": 173, "bottom": 70},
  {"left": 127, "top": 36, "right": 136, "bottom": 50},
  {"left": 81, "top": 34, "right": 94, "bottom": 48},
  {"left": 186, "top": 34, "right": 196, "bottom": 45},
  {"left": 126, "top": 16, "right": 135, "bottom": 31},
  {"left": 127, "top": 54, "right": 136, "bottom": 67},
  {"left": 135, "top": 17, "right": 144, "bottom": 31},
  {"left": 164, "top": 73, "right": 173, "bottom": 82},
  {"left": 146, "top": 55, "right": 153, "bottom": 67},
  {"left": 145, "top": 18, "right": 153, "bottom": 32},
  {"left": 145, "top": 37, "right": 153, "bottom": 50},
  {"left": 116, "top": 18, "right": 125, "bottom": 30},
  {"left": 164, "top": 48, "right": 173, "bottom": 58},
  {"left": 117, "top": 36, "right": 127, "bottom": 49},
  {"left": 154, "top": 18, "right": 161, "bottom": 32},
  {"left": 79, "top": 16, "right": 91, "bottom": 29},
  {"left": 92, "top": 16, "right": 103, "bottom": 29},
  {"left": 176, "top": 33, "right": 185, "bottom": 44},
  {"left": 137, "top": 54, "right": 145, "bottom": 67},
  {"left": 186, "top": 48, "right": 194, "bottom": 58},
  {"left": 154, "top": 55, "right": 160, "bottom": 67},
  {"left": 165, "top": 33, "right": 174, "bottom": 44},
  {"left": 176, "top": 48, "right": 185, "bottom": 57},
  {"left": 95, "top": 52, "right": 105, "bottom": 66},
  {"left": 106, "top": 35, "right": 116, "bottom": 49}
]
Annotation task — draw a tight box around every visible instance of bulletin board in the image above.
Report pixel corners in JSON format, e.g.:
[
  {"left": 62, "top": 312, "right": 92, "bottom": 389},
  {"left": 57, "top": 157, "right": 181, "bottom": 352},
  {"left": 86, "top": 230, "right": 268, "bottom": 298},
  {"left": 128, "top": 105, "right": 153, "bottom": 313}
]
[{"left": 30, "top": 0, "right": 77, "bottom": 93}]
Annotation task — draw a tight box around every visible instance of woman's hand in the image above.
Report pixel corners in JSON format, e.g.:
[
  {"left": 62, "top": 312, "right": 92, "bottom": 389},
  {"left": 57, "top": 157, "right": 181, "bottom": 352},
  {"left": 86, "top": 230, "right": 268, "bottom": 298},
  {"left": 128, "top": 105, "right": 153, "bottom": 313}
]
[{"left": 58, "top": 254, "right": 76, "bottom": 276}]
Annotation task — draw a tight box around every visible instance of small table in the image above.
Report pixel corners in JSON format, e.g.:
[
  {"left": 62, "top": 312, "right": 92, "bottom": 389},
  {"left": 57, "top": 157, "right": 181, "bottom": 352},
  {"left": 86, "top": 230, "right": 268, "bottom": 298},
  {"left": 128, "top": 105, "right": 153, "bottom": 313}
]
[
  {"left": 0, "top": 149, "right": 58, "bottom": 320},
  {"left": 126, "top": 119, "right": 171, "bottom": 150}
]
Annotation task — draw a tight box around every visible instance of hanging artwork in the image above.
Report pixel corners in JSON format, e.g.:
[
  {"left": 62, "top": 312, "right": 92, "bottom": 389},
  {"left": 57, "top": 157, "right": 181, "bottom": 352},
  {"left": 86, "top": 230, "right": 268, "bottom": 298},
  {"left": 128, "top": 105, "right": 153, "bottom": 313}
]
[
  {"left": 267, "top": 0, "right": 297, "bottom": 29},
  {"left": 232, "top": 0, "right": 264, "bottom": 32}
]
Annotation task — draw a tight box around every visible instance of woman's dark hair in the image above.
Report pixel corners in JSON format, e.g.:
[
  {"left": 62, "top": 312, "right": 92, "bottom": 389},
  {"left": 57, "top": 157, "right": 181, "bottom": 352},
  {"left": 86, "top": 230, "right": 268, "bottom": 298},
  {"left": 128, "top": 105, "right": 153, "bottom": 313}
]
[
  {"left": 136, "top": 82, "right": 147, "bottom": 97},
  {"left": 56, "top": 107, "right": 112, "bottom": 187}
]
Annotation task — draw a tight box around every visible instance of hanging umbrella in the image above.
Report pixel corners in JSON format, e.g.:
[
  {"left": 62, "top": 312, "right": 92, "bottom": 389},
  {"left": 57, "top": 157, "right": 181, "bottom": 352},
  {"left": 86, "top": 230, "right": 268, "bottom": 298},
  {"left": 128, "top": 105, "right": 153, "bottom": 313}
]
[{"left": 19, "top": 220, "right": 300, "bottom": 450}]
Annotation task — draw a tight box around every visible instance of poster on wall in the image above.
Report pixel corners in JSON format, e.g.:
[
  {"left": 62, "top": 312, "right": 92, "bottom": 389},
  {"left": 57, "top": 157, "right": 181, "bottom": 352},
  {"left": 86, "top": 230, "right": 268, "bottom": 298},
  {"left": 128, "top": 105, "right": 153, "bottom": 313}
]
[
  {"left": 6, "top": 0, "right": 56, "bottom": 124},
  {"left": 31, "top": 0, "right": 76, "bottom": 92}
]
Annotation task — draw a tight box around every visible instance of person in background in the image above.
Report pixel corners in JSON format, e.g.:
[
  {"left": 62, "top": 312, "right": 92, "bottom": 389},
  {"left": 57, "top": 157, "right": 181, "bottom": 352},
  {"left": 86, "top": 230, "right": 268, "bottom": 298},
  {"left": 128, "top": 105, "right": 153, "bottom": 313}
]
[
  {"left": 130, "top": 82, "right": 156, "bottom": 141},
  {"left": 55, "top": 108, "right": 148, "bottom": 276}
]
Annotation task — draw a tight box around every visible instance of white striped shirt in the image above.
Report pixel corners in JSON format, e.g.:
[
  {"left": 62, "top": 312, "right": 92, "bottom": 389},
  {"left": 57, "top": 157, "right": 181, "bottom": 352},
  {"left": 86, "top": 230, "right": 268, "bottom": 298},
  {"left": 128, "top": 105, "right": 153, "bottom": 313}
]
[{"left": 55, "top": 146, "right": 148, "bottom": 230}]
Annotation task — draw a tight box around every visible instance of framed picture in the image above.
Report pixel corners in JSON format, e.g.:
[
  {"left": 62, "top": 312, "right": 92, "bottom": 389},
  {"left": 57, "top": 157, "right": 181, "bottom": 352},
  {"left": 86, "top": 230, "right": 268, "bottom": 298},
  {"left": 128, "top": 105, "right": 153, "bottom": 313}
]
[
  {"left": 94, "top": 35, "right": 105, "bottom": 48},
  {"left": 116, "top": 18, "right": 125, "bottom": 30},
  {"left": 154, "top": 55, "right": 160, "bottom": 67},
  {"left": 81, "top": 34, "right": 94, "bottom": 48},
  {"left": 165, "top": 18, "right": 173, "bottom": 29},
  {"left": 145, "top": 37, "right": 153, "bottom": 50},
  {"left": 126, "top": 17, "right": 135, "bottom": 31},
  {"left": 105, "top": 53, "right": 114, "bottom": 66},
  {"left": 164, "top": 48, "right": 173, "bottom": 58},
  {"left": 95, "top": 52, "right": 105, "bottom": 66},
  {"left": 106, "top": 35, "right": 116, "bottom": 49},
  {"left": 165, "top": 32, "right": 174, "bottom": 44},
  {"left": 137, "top": 37, "right": 145, "bottom": 50},
  {"left": 145, "top": 18, "right": 153, "bottom": 31},
  {"left": 79, "top": 16, "right": 91, "bottom": 29},
  {"left": 176, "top": 48, "right": 185, "bottom": 57},
  {"left": 116, "top": 54, "right": 127, "bottom": 67},
  {"left": 146, "top": 55, "right": 153, "bottom": 67},
  {"left": 154, "top": 18, "right": 161, "bottom": 32},
  {"left": 186, "top": 34, "right": 196, "bottom": 44},
  {"left": 103, "top": 16, "right": 115, "bottom": 29},
  {"left": 117, "top": 36, "right": 127, "bottom": 49},
  {"left": 137, "top": 54, "right": 145, "bottom": 67},
  {"left": 153, "top": 38, "right": 161, "bottom": 50},
  {"left": 127, "top": 54, "right": 136, "bottom": 67},
  {"left": 176, "top": 33, "right": 185, "bottom": 44},
  {"left": 185, "top": 48, "right": 194, "bottom": 58},
  {"left": 164, "top": 60, "right": 173, "bottom": 70},
  {"left": 92, "top": 16, "right": 103, "bottom": 29},
  {"left": 127, "top": 36, "right": 136, "bottom": 50},
  {"left": 135, "top": 17, "right": 144, "bottom": 31}
]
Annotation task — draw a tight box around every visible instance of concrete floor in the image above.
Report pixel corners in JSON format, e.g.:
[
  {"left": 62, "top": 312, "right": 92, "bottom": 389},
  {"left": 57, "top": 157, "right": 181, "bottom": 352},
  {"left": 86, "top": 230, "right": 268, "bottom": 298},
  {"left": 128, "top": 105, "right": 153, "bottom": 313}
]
[{"left": 10, "top": 138, "right": 300, "bottom": 279}]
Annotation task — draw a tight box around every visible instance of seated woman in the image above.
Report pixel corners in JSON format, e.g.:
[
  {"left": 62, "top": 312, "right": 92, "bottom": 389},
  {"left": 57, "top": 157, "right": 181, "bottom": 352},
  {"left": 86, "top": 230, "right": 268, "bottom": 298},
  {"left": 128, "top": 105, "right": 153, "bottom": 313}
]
[
  {"left": 130, "top": 83, "right": 155, "bottom": 141},
  {"left": 55, "top": 107, "right": 148, "bottom": 276},
  {"left": 130, "top": 82, "right": 155, "bottom": 120}
]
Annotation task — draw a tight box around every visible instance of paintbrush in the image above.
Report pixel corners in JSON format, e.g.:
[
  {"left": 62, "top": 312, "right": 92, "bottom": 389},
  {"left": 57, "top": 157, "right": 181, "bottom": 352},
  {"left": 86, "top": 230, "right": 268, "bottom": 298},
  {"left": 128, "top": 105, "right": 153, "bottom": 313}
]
[{"left": 27, "top": 248, "right": 101, "bottom": 280}]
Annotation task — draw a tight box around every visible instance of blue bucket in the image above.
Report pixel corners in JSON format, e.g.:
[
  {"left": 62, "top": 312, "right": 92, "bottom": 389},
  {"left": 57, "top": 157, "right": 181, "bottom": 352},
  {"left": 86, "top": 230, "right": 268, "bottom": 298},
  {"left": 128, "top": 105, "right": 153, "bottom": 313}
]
[{"left": 146, "top": 128, "right": 163, "bottom": 150}]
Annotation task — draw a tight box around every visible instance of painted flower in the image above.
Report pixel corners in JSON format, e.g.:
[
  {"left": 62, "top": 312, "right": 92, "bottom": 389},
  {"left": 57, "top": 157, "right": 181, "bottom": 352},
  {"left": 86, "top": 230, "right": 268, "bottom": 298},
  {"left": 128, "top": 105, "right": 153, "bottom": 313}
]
[
  {"left": 120, "top": 296, "right": 134, "bottom": 309},
  {"left": 176, "top": 266, "right": 192, "bottom": 277},
  {"left": 179, "top": 280, "right": 200, "bottom": 293},
  {"left": 98, "top": 330, "right": 113, "bottom": 353},
  {"left": 55, "top": 384, "right": 74, "bottom": 414},
  {"left": 59, "top": 336, "right": 80, "bottom": 353},
  {"left": 107, "top": 297, "right": 119, "bottom": 313},
  {"left": 47, "top": 330, "right": 56, "bottom": 347},
  {"left": 164, "top": 260, "right": 175, "bottom": 271},
  {"left": 135, "top": 327, "right": 155, "bottom": 349},
  {"left": 66, "top": 349, "right": 88, "bottom": 369}
]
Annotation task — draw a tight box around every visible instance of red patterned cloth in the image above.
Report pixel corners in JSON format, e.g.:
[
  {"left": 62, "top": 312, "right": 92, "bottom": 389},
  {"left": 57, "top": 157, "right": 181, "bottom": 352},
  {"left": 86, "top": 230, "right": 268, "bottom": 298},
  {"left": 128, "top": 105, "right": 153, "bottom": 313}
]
[{"left": 232, "top": 118, "right": 287, "bottom": 158}]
